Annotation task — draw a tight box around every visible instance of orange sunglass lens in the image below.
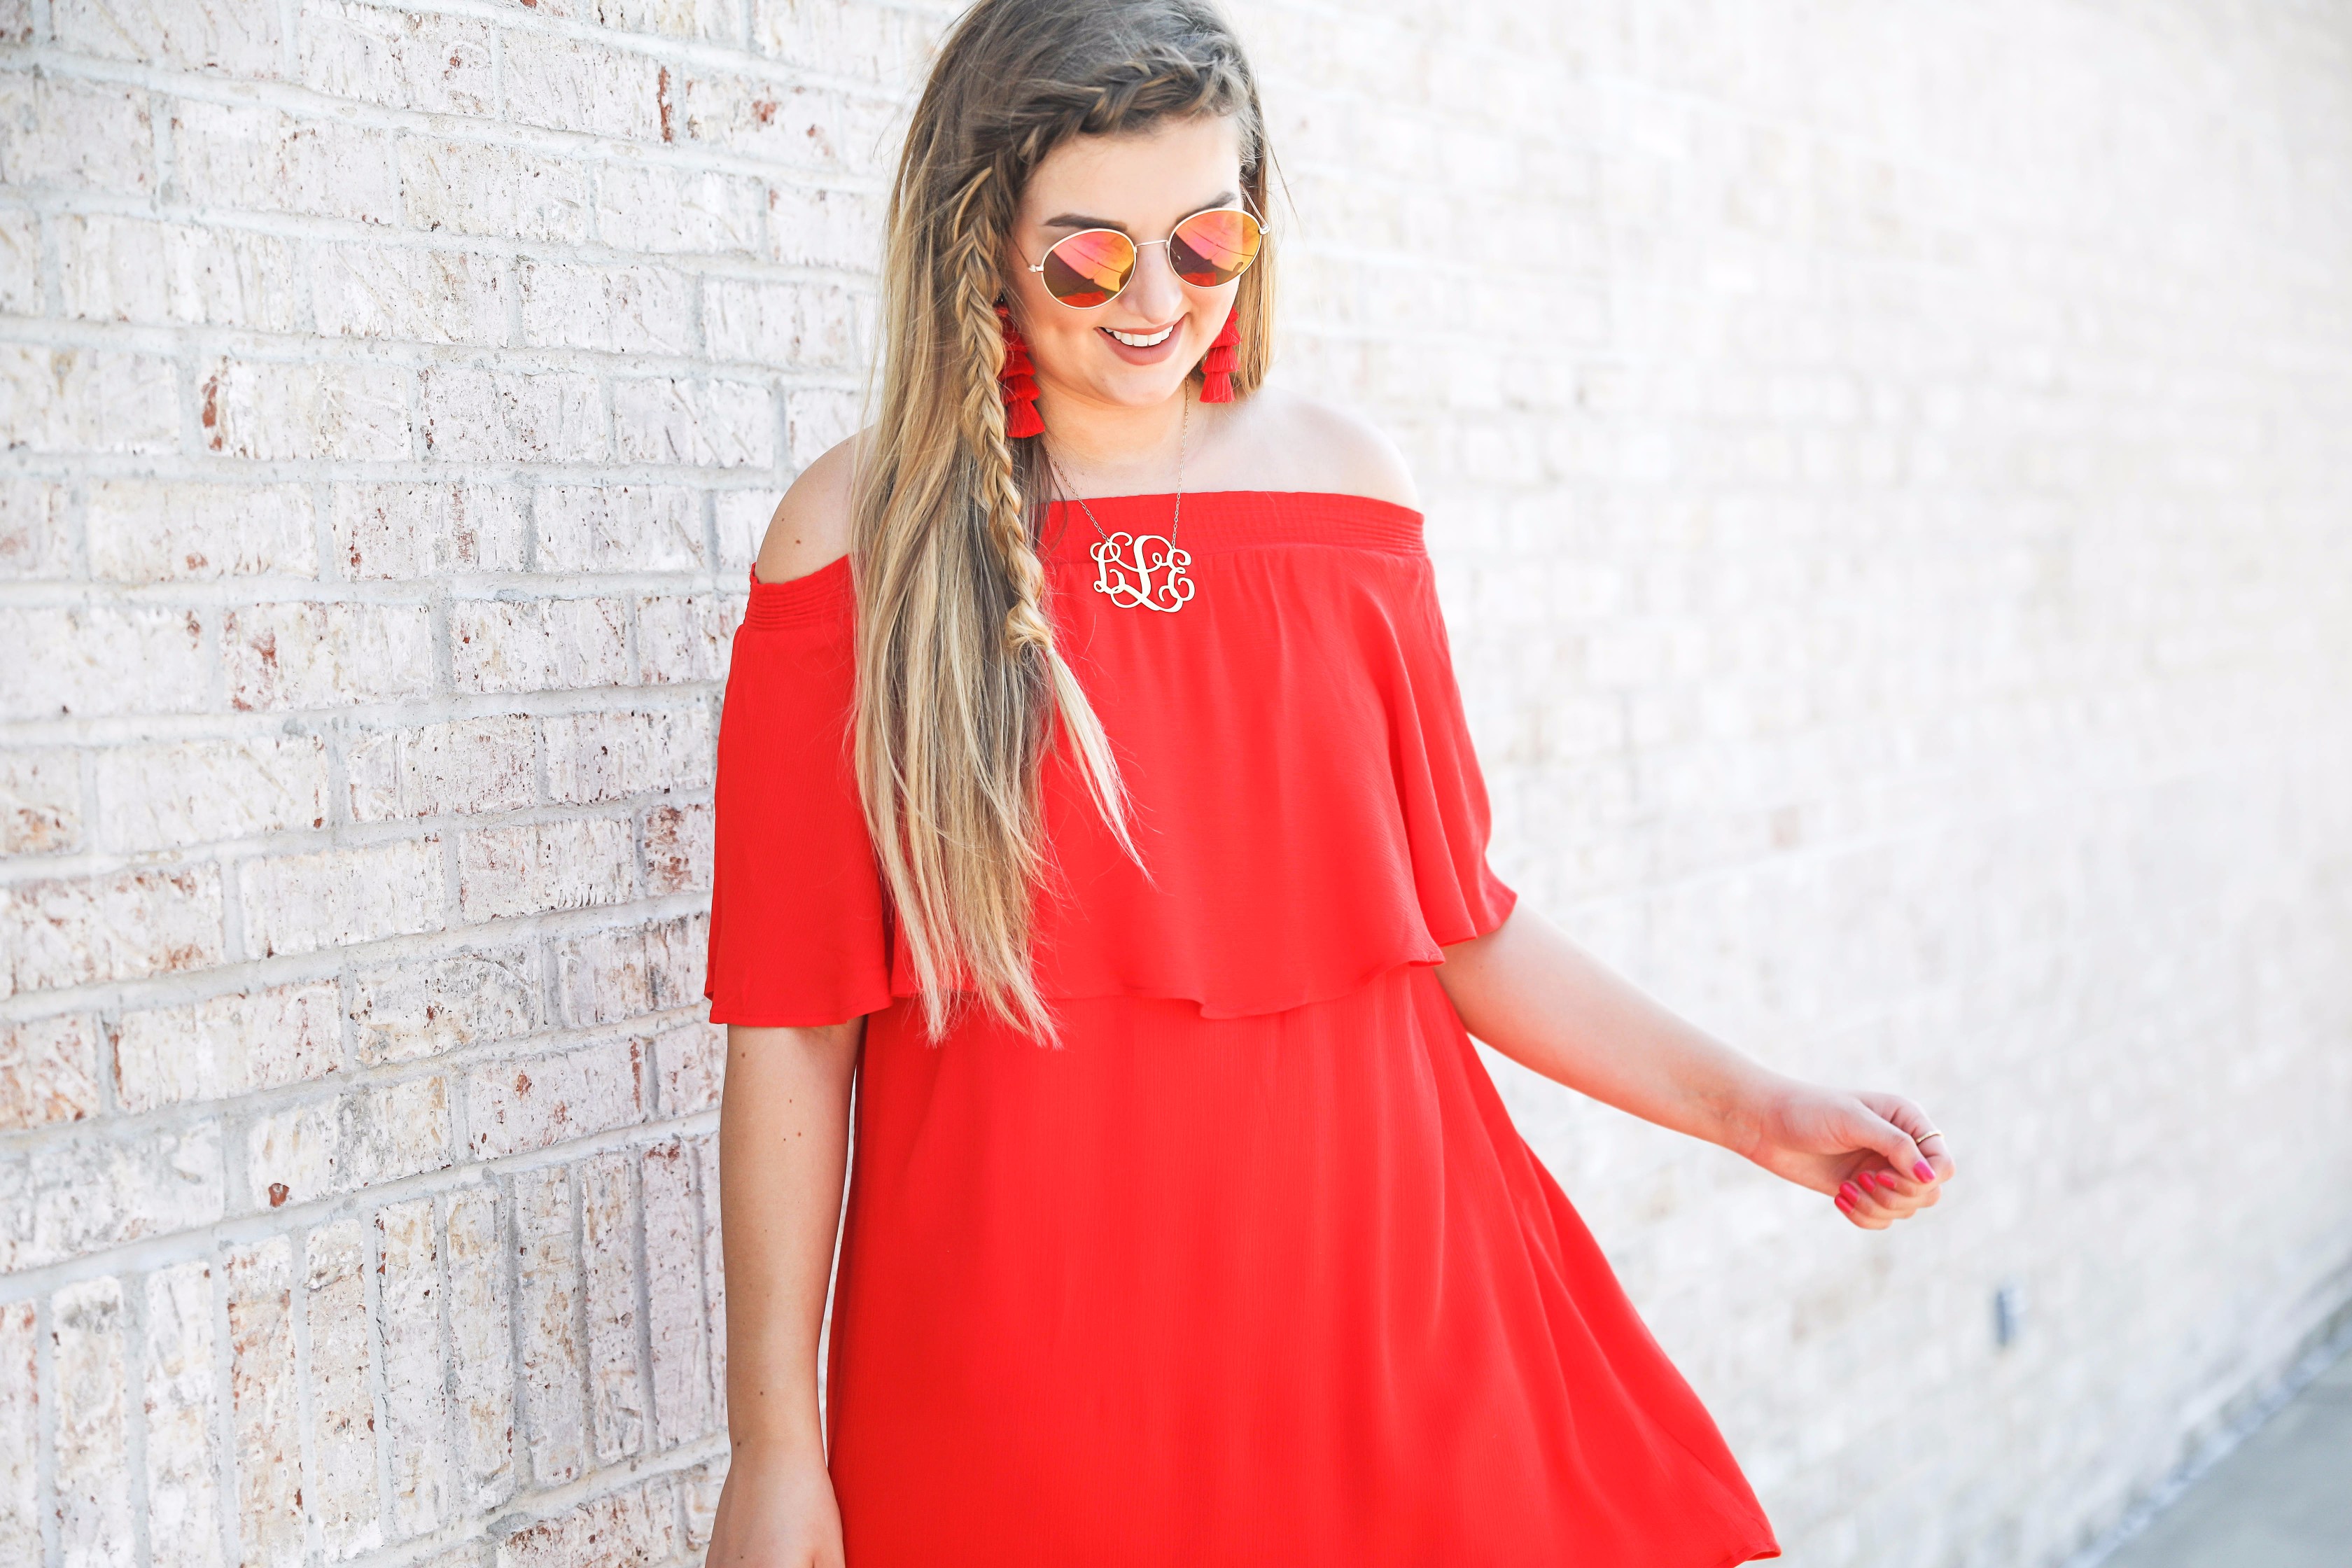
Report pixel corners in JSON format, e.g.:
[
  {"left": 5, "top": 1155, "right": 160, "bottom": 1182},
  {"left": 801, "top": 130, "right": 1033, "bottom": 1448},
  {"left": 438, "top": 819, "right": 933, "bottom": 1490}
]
[
  {"left": 1168, "top": 210, "right": 1263, "bottom": 286},
  {"left": 1040, "top": 230, "right": 1136, "bottom": 307}
]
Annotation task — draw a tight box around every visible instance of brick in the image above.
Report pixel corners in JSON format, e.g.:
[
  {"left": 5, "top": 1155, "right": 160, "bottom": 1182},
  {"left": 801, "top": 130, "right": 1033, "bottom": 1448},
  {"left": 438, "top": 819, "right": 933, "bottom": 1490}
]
[
  {"left": 300, "top": 0, "right": 493, "bottom": 114},
  {"left": 1, "top": 1123, "right": 223, "bottom": 1270},
  {"left": 517, "top": 260, "right": 694, "bottom": 356},
  {"left": 0, "top": 207, "right": 36, "bottom": 312},
  {"left": 512, "top": 1167, "right": 585, "bottom": 1487},
  {"left": 766, "top": 182, "right": 881, "bottom": 268},
  {"left": 592, "top": 0, "right": 732, "bottom": 43},
  {"left": 173, "top": 98, "right": 400, "bottom": 223},
  {"left": 714, "top": 489, "right": 774, "bottom": 573},
  {"left": 0, "top": 1012, "right": 99, "bottom": 1128},
  {"left": 785, "top": 386, "right": 859, "bottom": 466},
  {"left": 680, "top": 74, "right": 856, "bottom": 168},
  {"left": 0, "top": 748, "right": 81, "bottom": 854},
  {"left": 237, "top": 836, "right": 446, "bottom": 958},
  {"left": 376, "top": 1198, "right": 449, "bottom": 1539},
  {"left": 536, "top": 484, "right": 704, "bottom": 573},
  {"left": 144, "top": 1261, "right": 225, "bottom": 1568},
  {"left": 705, "top": 276, "right": 860, "bottom": 368},
  {"left": 347, "top": 715, "right": 536, "bottom": 821},
  {"left": 465, "top": 1037, "right": 645, "bottom": 1159},
  {"left": 643, "top": 801, "right": 713, "bottom": 895},
  {"left": 95, "top": 735, "right": 330, "bottom": 852},
  {"left": 456, "top": 817, "right": 634, "bottom": 923},
  {"left": 88, "top": 479, "right": 315, "bottom": 582},
  {"left": 0, "top": 1303, "right": 34, "bottom": 1564},
  {"left": 349, "top": 946, "right": 539, "bottom": 1067},
  {"left": 57, "top": 0, "right": 285, "bottom": 75},
  {"left": 452, "top": 597, "right": 629, "bottom": 693},
  {"left": 3, "top": 866, "right": 225, "bottom": 994},
  {"left": 652, "top": 1021, "right": 722, "bottom": 1117},
  {"left": 225, "top": 601, "right": 435, "bottom": 710},
  {"left": 550, "top": 925, "right": 652, "bottom": 1028},
  {"left": 750, "top": 0, "right": 925, "bottom": 80},
  {"left": 500, "top": 30, "right": 663, "bottom": 139},
  {"left": 444, "top": 1185, "right": 514, "bottom": 1510},
  {"left": 419, "top": 367, "right": 604, "bottom": 463},
  {"left": 52, "top": 1277, "right": 133, "bottom": 1568},
  {"left": 641, "top": 1141, "right": 711, "bottom": 1446},
  {"left": 303, "top": 1221, "right": 382, "bottom": 1556},
  {"left": 542, "top": 706, "right": 714, "bottom": 804},
  {"left": 634, "top": 594, "right": 733, "bottom": 684},
  {"left": 400, "top": 139, "right": 592, "bottom": 243},
  {"left": 678, "top": 1455, "right": 724, "bottom": 1551},
  {"left": 0, "top": 605, "right": 210, "bottom": 720},
  {"left": 113, "top": 981, "right": 341, "bottom": 1112},
  {"left": 614, "top": 377, "right": 775, "bottom": 468},
  {"left": 0, "top": 74, "right": 155, "bottom": 194},
  {"left": 498, "top": 1477, "right": 681, "bottom": 1568},
  {"left": 594, "top": 164, "right": 764, "bottom": 255},
  {"left": 332, "top": 482, "right": 528, "bottom": 579},
  {"left": 225, "top": 1239, "right": 302, "bottom": 1568},
  {"left": 312, "top": 241, "right": 507, "bottom": 345},
  {"left": 202, "top": 356, "right": 412, "bottom": 461},
  {"left": 55, "top": 214, "right": 300, "bottom": 330},
  {"left": 645, "top": 913, "right": 706, "bottom": 1010},
  {"left": 0, "top": 342, "right": 177, "bottom": 452},
  {"left": 580, "top": 1152, "right": 645, "bottom": 1461},
  {"left": 245, "top": 1072, "right": 451, "bottom": 1208},
  {"left": 695, "top": 1134, "right": 724, "bottom": 1413},
  {"left": 0, "top": 478, "right": 73, "bottom": 580}
]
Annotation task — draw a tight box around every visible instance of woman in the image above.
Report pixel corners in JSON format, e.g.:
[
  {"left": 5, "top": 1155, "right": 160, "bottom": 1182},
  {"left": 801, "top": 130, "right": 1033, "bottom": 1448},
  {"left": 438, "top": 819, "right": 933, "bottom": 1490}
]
[{"left": 704, "top": 2, "right": 1953, "bottom": 1563}]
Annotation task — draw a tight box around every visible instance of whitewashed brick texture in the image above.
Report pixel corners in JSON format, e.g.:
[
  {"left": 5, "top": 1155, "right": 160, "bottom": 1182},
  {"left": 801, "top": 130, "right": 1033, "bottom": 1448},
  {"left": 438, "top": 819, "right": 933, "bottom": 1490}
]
[{"left": 2, "top": 4, "right": 2349, "bottom": 1567}]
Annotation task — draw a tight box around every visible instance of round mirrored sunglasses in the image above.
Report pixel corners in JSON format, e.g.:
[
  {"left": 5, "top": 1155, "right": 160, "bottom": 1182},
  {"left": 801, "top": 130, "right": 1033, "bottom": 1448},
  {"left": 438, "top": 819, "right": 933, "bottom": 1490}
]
[{"left": 1026, "top": 206, "right": 1267, "bottom": 309}]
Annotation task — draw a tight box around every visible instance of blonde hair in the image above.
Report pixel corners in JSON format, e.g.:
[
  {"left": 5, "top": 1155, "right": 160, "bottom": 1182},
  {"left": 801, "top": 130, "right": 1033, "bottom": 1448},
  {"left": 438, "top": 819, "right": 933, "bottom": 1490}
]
[{"left": 852, "top": 0, "right": 1277, "bottom": 1043}]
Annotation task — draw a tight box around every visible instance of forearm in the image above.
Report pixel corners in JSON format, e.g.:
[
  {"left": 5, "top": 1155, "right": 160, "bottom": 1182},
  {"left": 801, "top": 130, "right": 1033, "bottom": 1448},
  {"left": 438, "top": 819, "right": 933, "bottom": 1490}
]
[
  {"left": 1434, "top": 904, "right": 1792, "bottom": 1158},
  {"left": 718, "top": 1019, "right": 862, "bottom": 1461}
]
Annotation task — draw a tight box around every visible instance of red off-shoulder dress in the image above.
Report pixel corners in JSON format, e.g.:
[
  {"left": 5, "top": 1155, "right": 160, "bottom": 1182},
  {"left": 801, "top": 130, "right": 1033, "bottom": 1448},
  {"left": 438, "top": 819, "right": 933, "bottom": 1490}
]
[{"left": 706, "top": 491, "right": 1782, "bottom": 1567}]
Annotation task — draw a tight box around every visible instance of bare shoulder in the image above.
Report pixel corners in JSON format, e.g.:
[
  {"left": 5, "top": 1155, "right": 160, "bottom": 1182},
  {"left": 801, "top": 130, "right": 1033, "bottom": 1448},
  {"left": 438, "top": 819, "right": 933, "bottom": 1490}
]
[
  {"left": 755, "top": 431, "right": 864, "bottom": 584},
  {"left": 1221, "top": 386, "right": 1421, "bottom": 511}
]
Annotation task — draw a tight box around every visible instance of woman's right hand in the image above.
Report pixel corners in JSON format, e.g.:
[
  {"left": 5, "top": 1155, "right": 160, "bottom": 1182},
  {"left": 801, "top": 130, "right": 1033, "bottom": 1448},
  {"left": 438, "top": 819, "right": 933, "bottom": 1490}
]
[{"left": 703, "top": 1446, "right": 846, "bottom": 1568}]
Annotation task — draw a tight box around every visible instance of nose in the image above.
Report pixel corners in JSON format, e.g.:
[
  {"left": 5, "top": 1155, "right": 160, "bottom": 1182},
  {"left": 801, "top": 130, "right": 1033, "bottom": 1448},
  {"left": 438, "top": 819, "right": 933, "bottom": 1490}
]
[{"left": 1116, "top": 237, "right": 1187, "bottom": 324}]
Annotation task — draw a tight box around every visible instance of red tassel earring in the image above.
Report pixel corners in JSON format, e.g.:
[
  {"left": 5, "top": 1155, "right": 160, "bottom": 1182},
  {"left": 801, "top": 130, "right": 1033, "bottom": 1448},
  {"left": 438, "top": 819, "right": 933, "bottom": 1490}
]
[
  {"left": 1198, "top": 305, "right": 1241, "bottom": 403},
  {"left": 995, "top": 301, "right": 1044, "bottom": 438}
]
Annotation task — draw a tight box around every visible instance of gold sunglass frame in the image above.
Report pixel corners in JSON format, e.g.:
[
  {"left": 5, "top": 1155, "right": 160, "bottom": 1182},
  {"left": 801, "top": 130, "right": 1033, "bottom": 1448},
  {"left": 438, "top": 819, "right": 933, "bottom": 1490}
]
[{"left": 1023, "top": 204, "right": 1271, "bottom": 311}]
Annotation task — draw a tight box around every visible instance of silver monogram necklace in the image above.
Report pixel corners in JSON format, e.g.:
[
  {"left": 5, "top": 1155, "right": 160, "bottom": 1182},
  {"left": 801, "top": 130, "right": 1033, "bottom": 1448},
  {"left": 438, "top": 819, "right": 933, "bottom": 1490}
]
[{"left": 1047, "top": 392, "right": 1197, "bottom": 613}]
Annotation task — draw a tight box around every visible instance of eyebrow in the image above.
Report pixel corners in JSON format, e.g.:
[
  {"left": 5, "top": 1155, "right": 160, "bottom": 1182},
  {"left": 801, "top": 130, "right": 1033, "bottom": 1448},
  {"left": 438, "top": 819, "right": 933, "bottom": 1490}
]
[{"left": 1041, "top": 191, "right": 1240, "bottom": 232}]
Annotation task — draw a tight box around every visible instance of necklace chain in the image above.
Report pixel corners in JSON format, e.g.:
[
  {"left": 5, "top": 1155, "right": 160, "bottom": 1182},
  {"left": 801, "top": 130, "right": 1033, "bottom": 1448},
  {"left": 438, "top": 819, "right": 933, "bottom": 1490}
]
[{"left": 1047, "top": 393, "right": 1198, "bottom": 614}]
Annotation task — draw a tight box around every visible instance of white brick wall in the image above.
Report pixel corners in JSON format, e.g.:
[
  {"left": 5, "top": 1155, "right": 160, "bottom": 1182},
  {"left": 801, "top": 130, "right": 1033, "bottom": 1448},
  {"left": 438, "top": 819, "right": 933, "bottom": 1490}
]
[{"left": 1, "top": 2, "right": 2349, "bottom": 1565}]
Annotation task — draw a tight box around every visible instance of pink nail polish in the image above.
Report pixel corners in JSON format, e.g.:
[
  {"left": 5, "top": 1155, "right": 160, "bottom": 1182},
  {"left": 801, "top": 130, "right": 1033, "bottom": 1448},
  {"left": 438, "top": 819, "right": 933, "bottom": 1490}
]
[
  {"left": 1839, "top": 1182, "right": 1861, "bottom": 1203},
  {"left": 1912, "top": 1160, "right": 1935, "bottom": 1182},
  {"left": 1834, "top": 1194, "right": 1853, "bottom": 1212}
]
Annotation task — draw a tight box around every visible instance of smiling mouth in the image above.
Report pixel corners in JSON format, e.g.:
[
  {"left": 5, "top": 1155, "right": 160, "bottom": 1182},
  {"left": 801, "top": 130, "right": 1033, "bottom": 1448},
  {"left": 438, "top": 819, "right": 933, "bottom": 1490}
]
[{"left": 1102, "top": 323, "right": 1178, "bottom": 348}]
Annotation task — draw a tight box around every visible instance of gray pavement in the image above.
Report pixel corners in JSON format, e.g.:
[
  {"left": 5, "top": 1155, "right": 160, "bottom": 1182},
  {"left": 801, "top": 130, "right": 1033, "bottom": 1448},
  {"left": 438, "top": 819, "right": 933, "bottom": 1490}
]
[{"left": 2097, "top": 1342, "right": 2352, "bottom": 1568}]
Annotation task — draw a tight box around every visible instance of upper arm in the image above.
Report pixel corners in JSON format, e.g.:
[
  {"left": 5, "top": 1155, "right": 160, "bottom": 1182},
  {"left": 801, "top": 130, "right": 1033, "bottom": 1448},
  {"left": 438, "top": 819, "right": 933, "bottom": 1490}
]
[{"left": 754, "top": 431, "right": 864, "bottom": 585}]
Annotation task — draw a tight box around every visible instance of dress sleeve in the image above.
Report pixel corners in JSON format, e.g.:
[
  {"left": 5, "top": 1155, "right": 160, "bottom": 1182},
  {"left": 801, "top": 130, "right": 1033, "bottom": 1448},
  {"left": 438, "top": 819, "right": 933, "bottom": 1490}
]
[
  {"left": 1390, "top": 559, "right": 1519, "bottom": 946},
  {"left": 704, "top": 558, "right": 895, "bottom": 1027}
]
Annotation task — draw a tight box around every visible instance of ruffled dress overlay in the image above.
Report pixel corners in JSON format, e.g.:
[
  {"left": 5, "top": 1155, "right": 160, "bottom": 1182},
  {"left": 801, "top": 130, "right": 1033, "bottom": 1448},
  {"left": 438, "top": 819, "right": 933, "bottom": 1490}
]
[{"left": 704, "top": 492, "right": 1782, "bottom": 1567}]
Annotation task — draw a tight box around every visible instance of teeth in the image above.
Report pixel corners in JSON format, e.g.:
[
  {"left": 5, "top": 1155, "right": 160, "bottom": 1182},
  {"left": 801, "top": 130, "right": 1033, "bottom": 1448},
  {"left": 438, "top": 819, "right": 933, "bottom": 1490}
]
[{"left": 1105, "top": 324, "right": 1175, "bottom": 348}]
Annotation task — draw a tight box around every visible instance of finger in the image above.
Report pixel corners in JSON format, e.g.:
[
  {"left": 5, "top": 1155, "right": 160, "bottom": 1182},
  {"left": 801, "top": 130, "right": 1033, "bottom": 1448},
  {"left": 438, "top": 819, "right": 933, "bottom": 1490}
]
[
  {"left": 1863, "top": 1105, "right": 1942, "bottom": 1185},
  {"left": 1863, "top": 1171, "right": 1925, "bottom": 1220},
  {"left": 1851, "top": 1172, "right": 1908, "bottom": 1222},
  {"left": 1835, "top": 1177, "right": 1893, "bottom": 1226},
  {"left": 1915, "top": 1130, "right": 1956, "bottom": 1182},
  {"left": 1834, "top": 1186, "right": 1886, "bottom": 1228}
]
